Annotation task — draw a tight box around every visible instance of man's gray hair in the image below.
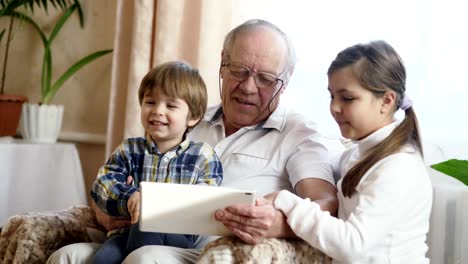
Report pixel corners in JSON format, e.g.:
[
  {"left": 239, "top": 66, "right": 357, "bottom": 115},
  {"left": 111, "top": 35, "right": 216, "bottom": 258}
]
[{"left": 222, "top": 19, "right": 297, "bottom": 78}]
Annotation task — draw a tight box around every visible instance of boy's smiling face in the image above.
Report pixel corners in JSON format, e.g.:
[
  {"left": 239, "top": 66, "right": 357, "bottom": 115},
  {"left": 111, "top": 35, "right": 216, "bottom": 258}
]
[{"left": 141, "top": 88, "right": 199, "bottom": 153}]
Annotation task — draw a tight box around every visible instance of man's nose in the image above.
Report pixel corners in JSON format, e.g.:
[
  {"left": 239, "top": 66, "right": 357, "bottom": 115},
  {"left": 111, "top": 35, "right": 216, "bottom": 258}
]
[{"left": 238, "top": 75, "right": 257, "bottom": 94}]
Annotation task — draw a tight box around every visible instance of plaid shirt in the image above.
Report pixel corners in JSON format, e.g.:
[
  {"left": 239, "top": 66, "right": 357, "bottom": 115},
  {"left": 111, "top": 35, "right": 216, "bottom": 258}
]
[{"left": 91, "top": 134, "right": 223, "bottom": 217}]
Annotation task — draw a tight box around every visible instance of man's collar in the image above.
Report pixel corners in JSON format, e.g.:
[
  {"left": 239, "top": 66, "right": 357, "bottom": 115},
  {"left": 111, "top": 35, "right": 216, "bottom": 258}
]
[
  {"left": 205, "top": 104, "right": 223, "bottom": 124},
  {"left": 262, "top": 103, "right": 287, "bottom": 131},
  {"left": 204, "top": 103, "right": 287, "bottom": 132}
]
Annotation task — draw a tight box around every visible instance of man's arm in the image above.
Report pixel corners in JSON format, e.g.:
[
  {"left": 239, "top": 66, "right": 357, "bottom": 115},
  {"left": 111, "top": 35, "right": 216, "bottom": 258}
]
[{"left": 294, "top": 178, "right": 338, "bottom": 216}]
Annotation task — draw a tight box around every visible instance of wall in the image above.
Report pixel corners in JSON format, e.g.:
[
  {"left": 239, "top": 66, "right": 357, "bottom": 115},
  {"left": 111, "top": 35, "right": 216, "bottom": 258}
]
[{"left": 0, "top": 0, "right": 117, "bottom": 198}]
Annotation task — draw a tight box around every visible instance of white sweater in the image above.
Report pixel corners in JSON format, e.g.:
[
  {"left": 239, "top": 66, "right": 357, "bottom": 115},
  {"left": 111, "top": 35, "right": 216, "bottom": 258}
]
[{"left": 274, "top": 122, "right": 432, "bottom": 264}]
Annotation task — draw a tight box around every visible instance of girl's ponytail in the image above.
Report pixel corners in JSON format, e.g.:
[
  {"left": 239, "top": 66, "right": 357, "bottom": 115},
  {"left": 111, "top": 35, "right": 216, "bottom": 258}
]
[{"left": 341, "top": 106, "right": 423, "bottom": 197}]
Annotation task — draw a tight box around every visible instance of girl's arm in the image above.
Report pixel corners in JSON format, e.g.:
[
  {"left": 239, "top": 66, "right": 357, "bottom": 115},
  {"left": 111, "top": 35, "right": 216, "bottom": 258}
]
[{"left": 275, "top": 154, "right": 431, "bottom": 261}]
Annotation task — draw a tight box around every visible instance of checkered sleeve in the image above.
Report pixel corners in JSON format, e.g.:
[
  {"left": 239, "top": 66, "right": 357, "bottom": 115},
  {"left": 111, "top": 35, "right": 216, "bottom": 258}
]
[
  {"left": 90, "top": 139, "right": 140, "bottom": 217},
  {"left": 194, "top": 142, "right": 223, "bottom": 186}
]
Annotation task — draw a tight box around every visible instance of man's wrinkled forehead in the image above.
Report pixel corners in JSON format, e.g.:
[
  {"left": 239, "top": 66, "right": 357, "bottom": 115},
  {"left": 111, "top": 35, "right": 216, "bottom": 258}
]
[{"left": 228, "top": 29, "right": 288, "bottom": 74}]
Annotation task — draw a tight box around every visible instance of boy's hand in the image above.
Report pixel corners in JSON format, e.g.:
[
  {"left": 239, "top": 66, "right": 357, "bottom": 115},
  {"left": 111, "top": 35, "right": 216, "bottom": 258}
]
[
  {"left": 91, "top": 200, "right": 131, "bottom": 231},
  {"left": 128, "top": 191, "right": 141, "bottom": 224}
]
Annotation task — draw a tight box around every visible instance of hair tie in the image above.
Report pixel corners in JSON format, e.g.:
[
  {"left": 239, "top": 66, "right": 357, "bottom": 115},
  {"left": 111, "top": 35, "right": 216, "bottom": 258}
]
[{"left": 400, "top": 93, "right": 413, "bottom": 110}]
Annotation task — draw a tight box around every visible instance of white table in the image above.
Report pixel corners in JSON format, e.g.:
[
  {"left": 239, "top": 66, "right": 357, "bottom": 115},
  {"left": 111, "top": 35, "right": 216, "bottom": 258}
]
[{"left": 0, "top": 139, "right": 87, "bottom": 225}]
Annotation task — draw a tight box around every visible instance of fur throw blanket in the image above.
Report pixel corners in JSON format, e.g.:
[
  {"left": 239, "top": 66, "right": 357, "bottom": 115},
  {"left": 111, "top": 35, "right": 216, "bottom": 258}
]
[
  {"left": 0, "top": 206, "right": 99, "bottom": 264},
  {"left": 1, "top": 206, "right": 331, "bottom": 264},
  {"left": 197, "top": 236, "right": 332, "bottom": 264}
]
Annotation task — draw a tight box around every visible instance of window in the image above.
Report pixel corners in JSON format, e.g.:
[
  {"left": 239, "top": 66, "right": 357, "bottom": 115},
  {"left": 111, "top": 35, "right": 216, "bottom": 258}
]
[{"left": 234, "top": 0, "right": 468, "bottom": 158}]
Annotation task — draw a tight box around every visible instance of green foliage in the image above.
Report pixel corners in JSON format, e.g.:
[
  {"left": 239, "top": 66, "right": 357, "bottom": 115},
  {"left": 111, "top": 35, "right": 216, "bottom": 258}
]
[
  {"left": 0, "top": 0, "right": 81, "bottom": 20},
  {"left": 431, "top": 159, "right": 468, "bottom": 186},
  {"left": 0, "top": 0, "right": 111, "bottom": 104}
]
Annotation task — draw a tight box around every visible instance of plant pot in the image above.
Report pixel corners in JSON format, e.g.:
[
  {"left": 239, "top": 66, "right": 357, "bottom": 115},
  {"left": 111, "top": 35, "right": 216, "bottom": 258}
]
[
  {"left": 0, "top": 94, "right": 28, "bottom": 137},
  {"left": 20, "top": 103, "right": 64, "bottom": 143}
]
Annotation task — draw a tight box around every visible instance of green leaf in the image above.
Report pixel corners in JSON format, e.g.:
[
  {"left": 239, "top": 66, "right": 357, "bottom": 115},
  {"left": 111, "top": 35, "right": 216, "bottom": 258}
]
[
  {"left": 40, "top": 0, "right": 47, "bottom": 13},
  {"left": 41, "top": 45, "right": 52, "bottom": 97},
  {"left": 74, "top": 0, "right": 83, "bottom": 27},
  {"left": 48, "top": 3, "right": 76, "bottom": 43},
  {"left": 431, "top": 159, "right": 468, "bottom": 186},
  {"left": 0, "top": 0, "right": 28, "bottom": 16},
  {"left": 42, "top": 49, "right": 112, "bottom": 104},
  {"left": 0, "top": 0, "right": 77, "bottom": 16},
  {"left": 10, "top": 10, "right": 47, "bottom": 45}
]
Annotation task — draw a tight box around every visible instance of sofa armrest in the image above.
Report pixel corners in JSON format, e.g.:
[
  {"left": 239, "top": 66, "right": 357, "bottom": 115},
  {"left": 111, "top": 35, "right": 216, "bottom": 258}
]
[
  {"left": 197, "top": 236, "right": 331, "bottom": 264},
  {"left": 0, "top": 205, "right": 101, "bottom": 264},
  {"left": 427, "top": 168, "right": 468, "bottom": 263}
]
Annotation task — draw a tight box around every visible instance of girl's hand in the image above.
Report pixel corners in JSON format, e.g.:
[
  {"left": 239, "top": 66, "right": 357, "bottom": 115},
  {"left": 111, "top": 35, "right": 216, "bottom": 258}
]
[{"left": 128, "top": 191, "right": 141, "bottom": 224}]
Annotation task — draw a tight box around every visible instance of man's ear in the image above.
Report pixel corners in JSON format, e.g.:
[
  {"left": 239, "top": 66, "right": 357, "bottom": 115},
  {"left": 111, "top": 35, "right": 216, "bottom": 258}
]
[
  {"left": 280, "top": 66, "right": 294, "bottom": 92},
  {"left": 278, "top": 86, "right": 286, "bottom": 95},
  {"left": 287, "top": 65, "right": 295, "bottom": 77},
  {"left": 381, "top": 90, "right": 397, "bottom": 113},
  {"left": 220, "top": 50, "right": 226, "bottom": 78}
]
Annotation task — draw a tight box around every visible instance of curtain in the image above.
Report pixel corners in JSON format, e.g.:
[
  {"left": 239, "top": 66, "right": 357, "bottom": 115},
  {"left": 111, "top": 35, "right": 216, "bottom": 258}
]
[{"left": 106, "top": 0, "right": 234, "bottom": 156}]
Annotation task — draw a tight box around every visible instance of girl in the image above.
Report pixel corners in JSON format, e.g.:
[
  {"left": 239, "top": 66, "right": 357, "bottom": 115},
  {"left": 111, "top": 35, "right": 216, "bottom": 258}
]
[{"left": 274, "top": 41, "right": 432, "bottom": 263}]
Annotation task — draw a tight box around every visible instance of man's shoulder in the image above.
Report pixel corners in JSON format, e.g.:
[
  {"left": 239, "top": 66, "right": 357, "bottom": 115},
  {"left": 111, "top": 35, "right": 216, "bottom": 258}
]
[
  {"left": 282, "top": 109, "right": 320, "bottom": 133},
  {"left": 203, "top": 104, "right": 222, "bottom": 121}
]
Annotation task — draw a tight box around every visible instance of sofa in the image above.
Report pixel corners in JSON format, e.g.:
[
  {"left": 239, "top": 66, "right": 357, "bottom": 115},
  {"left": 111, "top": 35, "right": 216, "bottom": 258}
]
[{"left": 1, "top": 143, "right": 467, "bottom": 263}]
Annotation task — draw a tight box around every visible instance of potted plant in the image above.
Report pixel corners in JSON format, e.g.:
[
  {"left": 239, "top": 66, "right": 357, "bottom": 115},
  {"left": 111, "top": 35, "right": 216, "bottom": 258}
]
[
  {"left": 0, "top": 2, "right": 29, "bottom": 137},
  {"left": 1, "top": 0, "right": 112, "bottom": 143}
]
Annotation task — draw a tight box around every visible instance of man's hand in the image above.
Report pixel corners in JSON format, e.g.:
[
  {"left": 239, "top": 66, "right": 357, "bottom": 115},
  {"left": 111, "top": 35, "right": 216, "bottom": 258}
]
[
  {"left": 127, "top": 191, "right": 140, "bottom": 224},
  {"left": 214, "top": 196, "right": 294, "bottom": 244}
]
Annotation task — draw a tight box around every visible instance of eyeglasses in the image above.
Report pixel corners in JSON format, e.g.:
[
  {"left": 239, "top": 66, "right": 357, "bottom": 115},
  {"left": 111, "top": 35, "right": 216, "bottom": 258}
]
[{"left": 221, "top": 63, "right": 285, "bottom": 91}]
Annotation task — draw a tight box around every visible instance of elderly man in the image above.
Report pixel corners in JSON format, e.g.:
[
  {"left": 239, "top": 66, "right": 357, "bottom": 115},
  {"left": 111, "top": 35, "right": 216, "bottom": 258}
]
[{"left": 48, "top": 19, "right": 338, "bottom": 263}]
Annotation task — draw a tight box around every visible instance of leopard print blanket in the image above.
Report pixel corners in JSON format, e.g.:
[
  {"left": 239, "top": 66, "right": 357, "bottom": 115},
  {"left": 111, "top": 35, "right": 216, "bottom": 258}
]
[
  {"left": 0, "top": 206, "right": 332, "bottom": 264},
  {"left": 0, "top": 206, "right": 100, "bottom": 264},
  {"left": 197, "top": 237, "right": 332, "bottom": 264}
]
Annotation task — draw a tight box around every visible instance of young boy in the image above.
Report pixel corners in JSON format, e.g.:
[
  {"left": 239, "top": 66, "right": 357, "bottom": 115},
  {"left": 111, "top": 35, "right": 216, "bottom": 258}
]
[{"left": 90, "top": 61, "right": 223, "bottom": 264}]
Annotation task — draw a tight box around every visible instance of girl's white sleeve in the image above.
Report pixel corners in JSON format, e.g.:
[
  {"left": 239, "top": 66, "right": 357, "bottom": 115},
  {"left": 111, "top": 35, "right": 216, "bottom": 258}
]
[
  {"left": 274, "top": 154, "right": 430, "bottom": 261},
  {"left": 274, "top": 190, "right": 360, "bottom": 261}
]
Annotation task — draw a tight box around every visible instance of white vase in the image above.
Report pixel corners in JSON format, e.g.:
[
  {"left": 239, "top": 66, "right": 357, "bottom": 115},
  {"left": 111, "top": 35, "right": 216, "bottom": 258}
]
[{"left": 20, "top": 103, "right": 64, "bottom": 143}]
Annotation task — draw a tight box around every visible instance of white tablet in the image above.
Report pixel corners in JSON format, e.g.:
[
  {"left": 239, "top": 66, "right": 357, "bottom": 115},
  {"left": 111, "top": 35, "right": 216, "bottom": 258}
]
[{"left": 139, "top": 182, "right": 256, "bottom": 236}]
